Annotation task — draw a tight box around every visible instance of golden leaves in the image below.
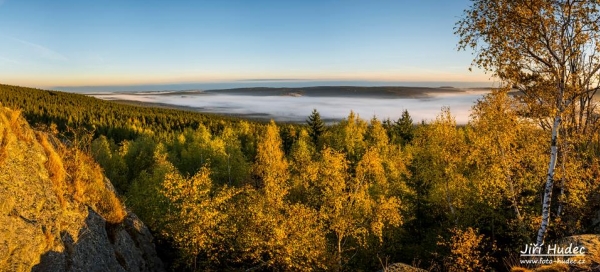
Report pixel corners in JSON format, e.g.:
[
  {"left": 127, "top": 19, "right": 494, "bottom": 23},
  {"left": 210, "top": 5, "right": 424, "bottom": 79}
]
[
  {"left": 160, "top": 166, "right": 239, "bottom": 261},
  {"left": 438, "top": 227, "right": 496, "bottom": 272},
  {"left": 253, "top": 120, "right": 289, "bottom": 206}
]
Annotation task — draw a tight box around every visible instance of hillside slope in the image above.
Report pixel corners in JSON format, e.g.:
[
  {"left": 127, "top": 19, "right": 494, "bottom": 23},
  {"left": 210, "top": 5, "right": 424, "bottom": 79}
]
[{"left": 0, "top": 106, "right": 163, "bottom": 272}]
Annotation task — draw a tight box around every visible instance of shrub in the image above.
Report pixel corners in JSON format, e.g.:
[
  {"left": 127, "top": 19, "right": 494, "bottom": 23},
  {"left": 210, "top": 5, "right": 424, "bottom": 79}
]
[{"left": 438, "top": 227, "right": 496, "bottom": 272}]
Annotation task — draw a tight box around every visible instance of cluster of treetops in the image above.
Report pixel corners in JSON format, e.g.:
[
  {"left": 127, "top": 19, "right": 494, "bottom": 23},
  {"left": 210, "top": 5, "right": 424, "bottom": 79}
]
[{"left": 1, "top": 83, "right": 599, "bottom": 271}]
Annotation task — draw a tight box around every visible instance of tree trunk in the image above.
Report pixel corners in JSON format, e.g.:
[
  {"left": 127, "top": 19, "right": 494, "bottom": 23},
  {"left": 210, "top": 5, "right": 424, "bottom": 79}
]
[
  {"left": 337, "top": 236, "right": 343, "bottom": 272},
  {"left": 227, "top": 154, "right": 231, "bottom": 185},
  {"left": 444, "top": 178, "right": 457, "bottom": 225},
  {"left": 556, "top": 146, "right": 567, "bottom": 219},
  {"left": 536, "top": 114, "right": 561, "bottom": 246},
  {"left": 497, "top": 136, "right": 524, "bottom": 225}
]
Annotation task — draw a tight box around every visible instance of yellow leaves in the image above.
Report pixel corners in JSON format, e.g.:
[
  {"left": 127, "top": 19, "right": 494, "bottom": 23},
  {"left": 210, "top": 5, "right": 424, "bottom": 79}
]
[
  {"left": 315, "top": 146, "right": 402, "bottom": 267},
  {"left": 438, "top": 227, "right": 496, "bottom": 272},
  {"left": 253, "top": 120, "right": 289, "bottom": 206},
  {"left": 356, "top": 148, "right": 387, "bottom": 191},
  {"left": 327, "top": 111, "right": 368, "bottom": 160},
  {"left": 288, "top": 129, "right": 319, "bottom": 202},
  {"left": 366, "top": 117, "right": 390, "bottom": 153},
  {"left": 412, "top": 108, "right": 469, "bottom": 218},
  {"left": 176, "top": 133, "right": 185, "bottom": 144},
  {"left": 237, "top": 189, "right": 328, "bottom": 271},
  {"left": 316, "top": 148, "right": 348, "bottom": 209},
  {"left": 160, "top": 165, "right": 239, "bottom": 261},
  {"left": 371, "top": 196, "right": 402, "bottom": 241},
  {"left": 467, "top": 89, "right": 546, "bottom": 222}
]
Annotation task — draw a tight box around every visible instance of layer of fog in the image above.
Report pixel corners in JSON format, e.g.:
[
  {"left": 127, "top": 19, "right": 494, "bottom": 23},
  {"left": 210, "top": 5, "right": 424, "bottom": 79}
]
[{"left": 92, "top": 90, "right": 491, "bottom": 124}]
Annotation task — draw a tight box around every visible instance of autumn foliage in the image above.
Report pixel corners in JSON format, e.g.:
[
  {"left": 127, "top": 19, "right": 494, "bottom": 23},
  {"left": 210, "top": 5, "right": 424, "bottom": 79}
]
[{"left": 2, "top": 80, "right": 600, "bottom": 271}]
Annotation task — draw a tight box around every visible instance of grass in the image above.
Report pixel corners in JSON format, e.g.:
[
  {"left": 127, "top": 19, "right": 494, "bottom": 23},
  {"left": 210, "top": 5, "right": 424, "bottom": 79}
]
[
  {"left": 97, "top": 188, "right": 127, "bottom": 224},
  {"left": 0, "top": 110, "right": 11, "bottom": 164},
  {"left": 43, "top": 226, "right": 54, "bottom": 251},
  {"left": 510, "top": 262, "right": 571, "bottom": 272},
  {"left": 0, "top": 124, "right": 8, "bottom": 164},
  {"left": 8, "top": 109, "right": 34, "bottom": 143},
  {"left": 3, "top": 106, "right": 127, "bottom": 224},
  {"left": 37, "top": 132, "right": 68, "bottom": 208},
  {"left": 0, "top": 107, "right": 36, "bottom": 163},
  {"left": 68, "top": 152, "right": 127, "bottom": 224}
]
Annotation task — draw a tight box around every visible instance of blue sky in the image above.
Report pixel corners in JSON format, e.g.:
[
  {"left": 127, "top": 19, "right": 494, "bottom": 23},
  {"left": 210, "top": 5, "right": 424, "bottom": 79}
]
[{"left": 0, "top": 0, "right": 491, "bottom": 88}]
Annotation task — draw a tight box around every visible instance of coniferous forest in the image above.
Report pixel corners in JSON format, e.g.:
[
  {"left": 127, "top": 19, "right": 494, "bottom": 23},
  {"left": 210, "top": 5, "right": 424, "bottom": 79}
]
[{"left": 1, "top": 81, "right": 600, "bottom": 271}]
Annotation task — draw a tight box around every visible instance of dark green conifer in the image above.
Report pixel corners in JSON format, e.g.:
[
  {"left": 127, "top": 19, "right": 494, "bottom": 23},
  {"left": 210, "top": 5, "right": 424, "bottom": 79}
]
[
  {"left": 395, "top": 109, "right": 414, "bottom": 144},
  {"left": 306, "top": 109, "right": 325, "bottom": 147}
]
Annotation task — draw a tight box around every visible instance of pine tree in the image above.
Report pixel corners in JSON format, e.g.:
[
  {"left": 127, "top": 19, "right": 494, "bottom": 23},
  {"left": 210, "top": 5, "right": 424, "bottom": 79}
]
[
  {"left": 306, "top": 109, "right": 325, "bottom": 148},
  {"left": 395, "top": 110, "right": 414, "bottom": 145}
]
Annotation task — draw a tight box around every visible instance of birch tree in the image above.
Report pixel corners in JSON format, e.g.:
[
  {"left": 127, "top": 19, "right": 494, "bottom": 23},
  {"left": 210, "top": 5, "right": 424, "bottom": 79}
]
[
  {"left": 457, "top": 0, "right": 600, "bottom": 245},
  {"left": 253, "top": 120, "right": 289, "bottom": 205}
]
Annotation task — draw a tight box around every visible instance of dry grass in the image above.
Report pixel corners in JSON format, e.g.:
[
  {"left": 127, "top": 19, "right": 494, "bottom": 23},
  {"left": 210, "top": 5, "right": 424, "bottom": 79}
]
[
  {"left": 8, "top": 109, "right": 34, "bottom": 143},
  {"left": 535, "top": 264, "right": 569, "bottom": 272},
  {"left": 0, "top": 111, "right": 11, "bottom": 164},
  {"left": 510, "top": 263, "right": 569, "bottom": 272},
  {"left": 35, "top": 130, "right": 127, "bottom": 224},
  {"left": 510, "top": 268, "right": 531, "bottom": 272},
  {"left": 27, "top": 113, "right": 127, "bottom": 224},
  {"left": 73, "top": 174, "right": 85, "bottom": 203},
  {"left": 43, "top": 227, "right": 54, "bottom": 251},
  {"left": 62, "top": 148, "right": 127, "bottom": 224},
  {"left": 0, "top": 240, "right": 16, "bottom": 270},
  {"left": 36, "top": 132, "right": 67, "bottom": 208},
  {"left": 8, "top": 109, "right": 23, "bottom": 140},
  {"left": 97, "top": 189, "right": 127, "bottom": 224},
  {"left": 0, "top": 125, "right": 9, "bottom": 164}
]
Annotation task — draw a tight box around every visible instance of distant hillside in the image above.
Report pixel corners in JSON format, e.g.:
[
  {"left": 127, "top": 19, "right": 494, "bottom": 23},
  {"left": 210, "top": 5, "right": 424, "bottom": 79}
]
[
  {"left": 202, "top": 86, "right": 466, "bottom": 98},
  {"left": 0, "top": 106, "right": 163, "bottom": 272},
  {"left": 0, "top": 84, "right": 245, "bottom": 142}
]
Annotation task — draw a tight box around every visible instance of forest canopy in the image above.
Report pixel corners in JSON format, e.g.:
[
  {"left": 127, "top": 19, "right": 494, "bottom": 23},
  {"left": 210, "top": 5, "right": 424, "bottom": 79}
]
[{"left": 2, "top": 83, "right": 599, "bottom": 271}]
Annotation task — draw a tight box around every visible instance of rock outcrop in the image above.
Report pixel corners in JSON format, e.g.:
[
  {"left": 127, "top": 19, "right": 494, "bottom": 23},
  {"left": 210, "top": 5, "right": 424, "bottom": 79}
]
[
  {"left": 378, "top": 263, "right": 428, "bottom": 272},
  {"left": 0, "top": 106, "right": 164, "bottom": 272},
  {"left": 557, "top": 234, "right": 600, "bottom": 271}
]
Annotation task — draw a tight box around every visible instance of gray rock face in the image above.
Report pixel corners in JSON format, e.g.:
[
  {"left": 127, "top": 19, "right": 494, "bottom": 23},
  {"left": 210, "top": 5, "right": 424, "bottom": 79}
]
[
  {"left": 378, "top": 263, "right": 428, "bottom": 272},
  {"left": 32, "top": 209, "right": 164, "bottom": 272}
]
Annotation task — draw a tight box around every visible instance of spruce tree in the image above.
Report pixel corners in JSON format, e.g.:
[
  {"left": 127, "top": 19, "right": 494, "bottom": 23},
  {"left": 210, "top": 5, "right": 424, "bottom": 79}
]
[
  {"left": 395, "top": 109, "right": 414, "bottom": 145},
  {"left": 306, "top": 109, "right": 325, "bottom": 147}
]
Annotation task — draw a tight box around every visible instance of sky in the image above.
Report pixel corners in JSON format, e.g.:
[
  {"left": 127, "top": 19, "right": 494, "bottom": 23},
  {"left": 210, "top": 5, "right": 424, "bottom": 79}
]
[{"left": 0, "top": 0, "right": 493, "bottom": 89}]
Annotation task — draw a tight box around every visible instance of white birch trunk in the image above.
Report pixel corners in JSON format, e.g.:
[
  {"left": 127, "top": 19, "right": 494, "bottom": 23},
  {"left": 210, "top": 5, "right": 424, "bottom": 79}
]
[
  {"left": 536, "top": 114, "right": 561, "bottom": 246},
  {"left": 444, "top": 179, "right": 457, "bottom": 224}
]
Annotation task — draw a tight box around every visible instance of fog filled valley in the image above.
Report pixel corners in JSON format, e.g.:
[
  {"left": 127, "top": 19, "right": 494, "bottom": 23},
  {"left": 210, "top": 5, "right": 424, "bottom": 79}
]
[{"left": 91, "top": 86, "right": 492, "bottom": 124}]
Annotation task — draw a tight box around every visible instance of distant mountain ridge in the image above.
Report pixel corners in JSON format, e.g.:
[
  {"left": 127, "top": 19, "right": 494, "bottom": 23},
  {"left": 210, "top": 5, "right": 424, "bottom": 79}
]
[
  {"left": 202, "top": 86, "right": 467, "bottom": 98},
  {"left": 53, "top": 81, "right": 493, "bottom": 93}
]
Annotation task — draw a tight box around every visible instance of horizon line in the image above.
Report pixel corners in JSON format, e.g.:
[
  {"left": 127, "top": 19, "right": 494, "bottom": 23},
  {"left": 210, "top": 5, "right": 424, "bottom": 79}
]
[{"left": 50, "top": 79, "right": 496, "bottom": 89}]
